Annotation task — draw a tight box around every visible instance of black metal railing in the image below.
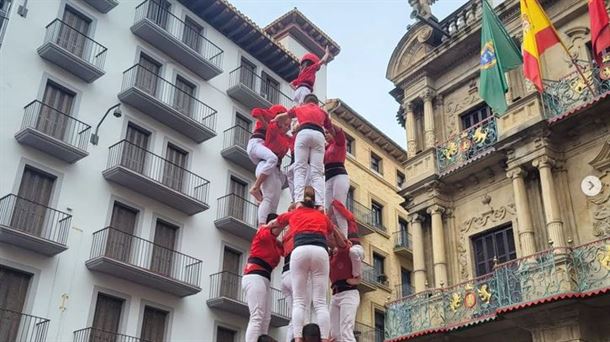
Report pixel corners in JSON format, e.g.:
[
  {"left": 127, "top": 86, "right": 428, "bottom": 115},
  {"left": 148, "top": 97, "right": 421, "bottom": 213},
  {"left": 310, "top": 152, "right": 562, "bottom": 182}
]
[
  {"left": 208, "top": 271, "right": 290, "bottom": 318},
  {"left": 393, "top": 231, "right": 412, "bottom": 250},
  {"left": 0, "top": 308, "right": 50, "bottom": 342},
  {"left": 361, "top": 261, "right": 377, "bottom": 286},
  {"left": 73, "top": 327, "right": 151, "bottom": 342},
  {"left": 121, "top": 64, "right": 217, "bottom": 132},
  {"left": 43, "top": 18, "right": 107, "bottom": 69},
  {"left": 134, "top": 0, "right": 223, "bottom": 69},
  {"left": 222, "top": 125, "right": 251, "bottom": 151},
  {"left": 353, "top": 322, "right": 381, "bottom": 342},
  {"left": 217, "top": 193, "right": 258, "bottom": 227},
  {"left": 89, "top": 227, "right": 202, "bottom": 287},
  {"left": 349, "top": 200, "right": 387, "bottom": 232},
  {"left": 106, "top": 140, "right": 210, "bottom": 204},
  {"left": 228, "top": 66, "right": 294, "bottom": 108},
  {"left": 22, "top": 100, "right": 91, "bottom": 151},
  {"left": 0, "top": 194, "right": 71, "bottom": 246},
  {"left": 394, "top": 283, "right": 414, "bottom": 299}
]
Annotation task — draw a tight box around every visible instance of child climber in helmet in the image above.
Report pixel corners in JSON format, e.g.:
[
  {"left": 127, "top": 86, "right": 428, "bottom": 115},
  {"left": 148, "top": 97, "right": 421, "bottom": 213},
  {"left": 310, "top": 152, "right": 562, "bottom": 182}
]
[{"left": 292, "top": 46, "right": 331, "bottom": 104}]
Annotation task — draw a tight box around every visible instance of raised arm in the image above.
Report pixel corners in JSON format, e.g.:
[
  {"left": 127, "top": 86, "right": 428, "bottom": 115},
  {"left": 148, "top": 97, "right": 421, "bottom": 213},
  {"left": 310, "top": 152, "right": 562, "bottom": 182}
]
[{"left": 320, "top": 45, "right": 331, "bottom": 65}]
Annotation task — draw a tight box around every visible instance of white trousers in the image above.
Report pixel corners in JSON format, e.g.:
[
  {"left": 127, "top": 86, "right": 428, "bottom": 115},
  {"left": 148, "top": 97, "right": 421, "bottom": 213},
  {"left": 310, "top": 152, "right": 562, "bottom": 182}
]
[
  {"left": 325, "top": 174, "right": 350, "bottom": 236},
  {"left": 293, "top": 86, "right": 312, "bottom": 104},
  {"left": 247, "top": 138, "right": 278, "bottom": 176},
  {"left": 257, "top": 164, "right": 283, "bottom": 225},
  {"left": 329, "top": 290, "right": 360, "bottom": 342},
  {"left": 242, "top": 274, "right": 272, "bottom": 342},
  {"left": 294, "top": 129, "right": 325, "bottom": 206},
  {"left": 285, "top": 163, "right": 310, "bottom": 203},
  {"left": 349, "top": 244, "right": 364, "bottom": 278},
  {"left": 290, "top": 245, "right": 330, "bottom": 338},
  {"left": 281, "top": 270, "right": 312, "bottom": 342}
]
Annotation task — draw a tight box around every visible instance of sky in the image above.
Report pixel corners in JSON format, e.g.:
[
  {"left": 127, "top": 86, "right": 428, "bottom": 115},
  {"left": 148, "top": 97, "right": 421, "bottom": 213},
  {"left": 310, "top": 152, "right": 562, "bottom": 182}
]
[{"left": 232, "top": 0, "right": 475, "bottom": 148}]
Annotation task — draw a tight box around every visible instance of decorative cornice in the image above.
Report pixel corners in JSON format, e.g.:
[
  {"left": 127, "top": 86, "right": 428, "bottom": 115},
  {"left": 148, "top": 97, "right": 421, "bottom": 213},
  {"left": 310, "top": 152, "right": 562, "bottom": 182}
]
[
  {"left": 506, "top": 167, "right": 527, "bottom": 180},
  {"left": 427, "top": 204, "right": 446, "bottom": 215},
  {"left": 532, "top": 155, "right": 556, "bottom": 169}
]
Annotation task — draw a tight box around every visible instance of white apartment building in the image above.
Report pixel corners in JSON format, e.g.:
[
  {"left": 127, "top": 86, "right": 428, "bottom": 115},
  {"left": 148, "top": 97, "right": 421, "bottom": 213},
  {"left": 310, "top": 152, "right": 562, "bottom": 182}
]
[{"left": 0, "top": 1, "right": 339, "bottom": 341}]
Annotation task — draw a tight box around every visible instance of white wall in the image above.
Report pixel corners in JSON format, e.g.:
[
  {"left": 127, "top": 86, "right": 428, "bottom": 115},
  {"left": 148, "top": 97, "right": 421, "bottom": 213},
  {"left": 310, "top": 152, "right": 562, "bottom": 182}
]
[
  {"left": 0, "top": 0, "right": 313, "bottom": 340},
  {"left": 277, "top": 35, "right": 328, "bottom": 101}
]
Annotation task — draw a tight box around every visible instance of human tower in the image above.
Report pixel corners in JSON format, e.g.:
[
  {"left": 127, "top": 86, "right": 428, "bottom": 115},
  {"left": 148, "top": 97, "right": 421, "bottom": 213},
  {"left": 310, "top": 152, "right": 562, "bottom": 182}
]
[{"left": 241, "top": 46, "right": 362, "bottom": 342}]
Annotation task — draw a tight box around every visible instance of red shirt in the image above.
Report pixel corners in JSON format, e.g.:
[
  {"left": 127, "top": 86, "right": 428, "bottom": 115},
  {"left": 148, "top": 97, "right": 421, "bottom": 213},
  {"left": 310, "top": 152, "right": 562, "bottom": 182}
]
[
  {"left": 277, "top": 207, "right": 332, "bottom": 236},
  {"left": 251, "top": 108, "right": 275, "bottom": 133},
  {"left": 324, "top": 126, "right": 346, "bottom": 164},
  {"left": 332, "top": 200, "right": 360, "bottom": 245},
  {"left": 281, "top": 229, "right": 295, "bottom": 257},
  {"left": 265, "top": 121, "right": 293, "bottom": 159},
  {"left": 244, "top": 227, "right": 282, "bottom": 276},
  {"left": 291, "top": 61, "right": 322, "bottom": 89},
  {"left": 288, "top": 103, "right": 332, "bottom": 130},
  {"left": 330, "top": 245, "right": 353, "bottom": 284}
]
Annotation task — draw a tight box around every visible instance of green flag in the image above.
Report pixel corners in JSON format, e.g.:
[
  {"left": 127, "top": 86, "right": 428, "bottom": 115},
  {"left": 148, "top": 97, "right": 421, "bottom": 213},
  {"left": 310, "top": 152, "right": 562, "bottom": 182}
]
[{"left": 479, "top": 0, "right": 523, "bottom": 115}]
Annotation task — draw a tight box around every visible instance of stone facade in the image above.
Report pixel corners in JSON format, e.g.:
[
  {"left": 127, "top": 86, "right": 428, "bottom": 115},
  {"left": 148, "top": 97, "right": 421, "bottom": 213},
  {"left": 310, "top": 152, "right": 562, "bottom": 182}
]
[{"left": 385, "top": 0, "right": 610, "bottom": 341}]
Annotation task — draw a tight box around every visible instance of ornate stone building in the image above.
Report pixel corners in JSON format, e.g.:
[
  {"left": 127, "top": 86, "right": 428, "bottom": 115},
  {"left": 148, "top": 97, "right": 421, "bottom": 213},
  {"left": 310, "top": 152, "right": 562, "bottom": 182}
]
[{"left": 384, "top": 0, "right": 610, "bottom": 341}]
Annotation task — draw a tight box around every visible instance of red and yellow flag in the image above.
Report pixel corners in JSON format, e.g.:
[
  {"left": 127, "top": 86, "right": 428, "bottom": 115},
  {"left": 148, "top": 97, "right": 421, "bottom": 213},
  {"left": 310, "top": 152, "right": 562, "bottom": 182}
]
[
  {"left": 588, "top": 0, "right": 610, "bottom": 77},
  {"left": 520, "top": 0, "right": 561, "bottom": 91}
]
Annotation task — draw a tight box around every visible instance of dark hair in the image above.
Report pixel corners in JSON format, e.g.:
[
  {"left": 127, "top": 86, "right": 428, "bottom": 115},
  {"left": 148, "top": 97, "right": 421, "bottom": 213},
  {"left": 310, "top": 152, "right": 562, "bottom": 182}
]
[
  {"left": 257, "top": 335, "right": 277, "bottom": 342},
  {"left": 302, "top": 186, "right": 316, "bottom": 208},
  {"left": 266, "top": 213, "right": 278, "bottom": 224},
  {"left": 303, "top": 323, "right": 321, "bottom": 341},
  {"left": 303, "top": 94, "right": 319, "bottom": 104},
  {"left": 301, "top": 60, "right": 313, "bottom": 67}
]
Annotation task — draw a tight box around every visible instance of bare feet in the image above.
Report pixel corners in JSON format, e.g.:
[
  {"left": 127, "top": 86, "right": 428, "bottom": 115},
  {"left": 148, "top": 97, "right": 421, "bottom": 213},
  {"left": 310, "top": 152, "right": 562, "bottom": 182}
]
[
  {"left": 249, "top": 186, "right": 262, "bottom": 202},
  {"left": 346, "top": 276, "right": 361, "bottom": 285}
]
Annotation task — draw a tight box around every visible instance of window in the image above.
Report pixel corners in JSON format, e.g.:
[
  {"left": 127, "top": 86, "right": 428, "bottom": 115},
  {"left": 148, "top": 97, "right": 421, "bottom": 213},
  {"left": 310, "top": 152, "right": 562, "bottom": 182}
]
[
  {"left": 216, "top": 326, "right": 236, "bottom": 342},
  {"left": 472, "top": 225, "right": 516, "bottom": 276},
  {"left": 235, "top": 114, "right": 250, "bottom": 131},
  {"left": 371, "top": 201, "right": 383, "bottom": 227},
  {"left": 150, "top": 220, "right": 178, "bottom": 276},
  {"left": 240, "top": 58, "right": 256, "bottom": 90},
  {"left": 140, "top": 306, "right": 168, "bottom": 342},
  {"left": 220, "top": 247, "right": 242, "bottom": 299},
  {"left": 0, "top": 266, "right": 32, "bottom": 341},
  {"left": 0, "top": 0, "right": 13, "bottom": 48},
  {"left": 370, "top": 153, "right": 382, "bottom": 174},
  {"left": 261, "top": 72, "right": 279, "bottom": 103},
  {"left": 39, "top": 81, "right": 75, "bottom": 140},
  {"left": 59, "top": 6, "right": 91, "bottom": 58},
  {"left": 414, "top": 112, "right": 424, "bottom": 154},
  {"left": 400, "top": 268, "right": 412, "bottom": 297},
  {"left": 108, "top": 202, "right": 138, "bottom": 262},
  {"left": 182, "top": 16, "right": 202, "bottom": 52},
  {"left": 12, "top": 166, "right": 56, "bottom": 237},
  {"left": 146, "top": 0, "right": 170, "bottom": 29},
  {"left": 346, "top": 187, "right": 354, "bottom": 211},
  {"left": 173, "top": 75, "right": 195, "bottom": 115},
  {"left": 234, "top": 114, "right": 251, "bottom": 147},
  {"left": 123, "top": 123, "right": 151, "bottom": 173},
  {"left": 163, "top": 143, "right": 188, "bottom": 191},
  {"left": 460, "top": 105, "right": 492, "bottom": 130},
  {"left": 374, "top": 310, "right": 385, "bottom": 342},
  {"left": 396, "top": 171, "right": 405, "bottom": 188},
  {"left": 372, "top": 252, "right": 386, "bottom": 283},
  {"left": 136, "top": 54, "right": 161, "bottom": 96},
  {"left": 397, "top": 218, "right": 409, "bottom": 248},
  {"left": 91, "top": 293, "right": 124, "bottom": 340},
  {"left": 345, "top": 133, "right": 355, "bottom": 155}
]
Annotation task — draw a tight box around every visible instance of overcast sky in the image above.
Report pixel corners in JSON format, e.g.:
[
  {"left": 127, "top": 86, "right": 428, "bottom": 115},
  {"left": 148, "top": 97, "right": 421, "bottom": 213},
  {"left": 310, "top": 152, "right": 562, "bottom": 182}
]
[{"left": 232, "top": 0, "right": 477, "bottom": 148}]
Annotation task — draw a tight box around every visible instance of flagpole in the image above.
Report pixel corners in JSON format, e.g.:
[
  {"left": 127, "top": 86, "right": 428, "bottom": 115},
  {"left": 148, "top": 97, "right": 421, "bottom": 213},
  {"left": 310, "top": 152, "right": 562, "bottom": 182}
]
[{"left": 551, "top": 26, "right": 596, "bottom": 95}]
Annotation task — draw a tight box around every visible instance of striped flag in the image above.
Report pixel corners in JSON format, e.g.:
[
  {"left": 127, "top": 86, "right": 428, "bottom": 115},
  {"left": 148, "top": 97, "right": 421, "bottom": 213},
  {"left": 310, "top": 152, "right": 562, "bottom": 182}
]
[{"left": 520, "top": 0, "right": 561, "bottom": 92}]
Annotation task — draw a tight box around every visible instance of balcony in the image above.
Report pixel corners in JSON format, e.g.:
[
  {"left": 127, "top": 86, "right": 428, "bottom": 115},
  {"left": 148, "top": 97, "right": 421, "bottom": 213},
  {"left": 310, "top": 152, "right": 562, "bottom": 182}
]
[
  {"left": 118, "top": 64, "right": 217, "bottom": 143},
  {"left": 357, "top": 262, "right": 377, "bottom": 293},
  {"left": 206, "top": 271, "right": 290, "bottom": 327},
  {"left": 81, "top": 0, "right": 118, "bottom": 13},
  {"left": 86, "top": 227, "right": 202, "bottom": 297},
  {"left": 385, "top": 237, "right": 610, "bottom": 340},
  {"left": 0, "top": 194, "right": 71, "bottom": 256},
  {"left": 15, "top": 100, "right": 91, "bottom": 163},
  {"left": 102, "top": 140, "right": 210, "bottom": 215},
  {"left": 37, "top": 19, "right": 107, "bottom": 82},
  {"left": 542, "top": 62, "right": 610, "bottom": 122},
  {"left": 348, "top": 200, "right": 387, "bottom": 236},
  {"left": 74, "top": 328, "right": 146, "bottom": 342},
  {"left": 393, "top": 231, "right": 412, "bottom": 257},
  {"left": 353, "top": 322, "right": 382, "bottom": 342},
  {"left": 394, "top": 283, "right": 414, "bottom": 300},
  {"left": 221, "top": 125, "right": 255, "bottom": 172},
  {"left": 0, "top": 308, "right": 50, "bottom": 342},
  {"left": 131, "top": 0, "right": 223, "bottom": 80},
  {"left": 214, "top": 194, "right": 259, "bottom": 240},
  {"left": 227, "top": 66, "right": 294, "bottom": 109},
  {"left": 435, "top": 116, "right": 498, "bottom": 176}
]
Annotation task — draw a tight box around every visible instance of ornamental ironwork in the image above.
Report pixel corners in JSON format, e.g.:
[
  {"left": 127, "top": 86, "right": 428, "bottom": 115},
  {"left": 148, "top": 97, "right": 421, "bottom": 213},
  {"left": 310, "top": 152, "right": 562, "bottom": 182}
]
[
  {"left": 436, "top": 116, "right": 498, "bottom": 175},
  {"left": 542, "top": 61, "right": 610, "bottom": 120},
  {"left": 385, "top": 237, "right": 610, "bottom": 340}
]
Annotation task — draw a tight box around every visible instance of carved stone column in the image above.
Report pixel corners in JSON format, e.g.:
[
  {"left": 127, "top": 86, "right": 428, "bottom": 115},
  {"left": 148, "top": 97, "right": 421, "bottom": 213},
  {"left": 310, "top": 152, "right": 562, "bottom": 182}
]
[
  {"left": 507, "top": 167, "right": 537, "bottom": 256},
  {"left": 423, "top": 90, "right": 436, "bottom": 149},
  {"left": 405, "top": 102, "right": 417, "bottom": 157},
  {"left": 533, "top": 156, "right": 566, "bottom": 248},
  {"left": 427, "top": 204, "right": 447, "bottom": 287},
  {"left": 409, "top": 214, "right": 427, "bottom": 292}
]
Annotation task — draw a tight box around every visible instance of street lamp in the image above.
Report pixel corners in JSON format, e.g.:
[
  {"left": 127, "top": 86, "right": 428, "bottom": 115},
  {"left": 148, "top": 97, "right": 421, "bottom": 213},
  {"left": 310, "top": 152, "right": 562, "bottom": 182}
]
[{"left": 90, "top": 104, "right": 122, "bottom": 145}]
